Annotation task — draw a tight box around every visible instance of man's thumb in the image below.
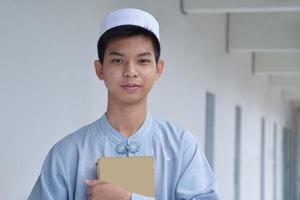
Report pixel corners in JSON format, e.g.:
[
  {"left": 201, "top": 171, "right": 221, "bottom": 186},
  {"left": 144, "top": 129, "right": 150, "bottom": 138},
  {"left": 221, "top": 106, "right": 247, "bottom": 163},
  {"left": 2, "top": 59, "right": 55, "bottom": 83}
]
[{"left": 85, "top": 179, "right": 100, "bottom": 186}]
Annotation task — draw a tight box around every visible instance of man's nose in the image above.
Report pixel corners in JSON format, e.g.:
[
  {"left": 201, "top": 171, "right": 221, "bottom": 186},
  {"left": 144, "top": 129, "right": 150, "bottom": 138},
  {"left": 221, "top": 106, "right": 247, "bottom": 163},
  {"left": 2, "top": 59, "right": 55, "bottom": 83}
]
[{"left": 123, "top": 61, "right": 138, "bottom": 78}]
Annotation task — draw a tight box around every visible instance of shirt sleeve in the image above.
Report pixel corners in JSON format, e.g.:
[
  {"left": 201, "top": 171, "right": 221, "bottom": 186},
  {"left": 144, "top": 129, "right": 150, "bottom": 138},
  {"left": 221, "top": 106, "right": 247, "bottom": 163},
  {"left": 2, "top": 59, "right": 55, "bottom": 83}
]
[
  {"left": 131, "top": 193, "right": 155, "bottom": 200},
  {"left": 175, "top": 139, "right": 220, "bottom": 200},
  {"left": 28, "top": 146, "right": 68, "bottom": 200}
]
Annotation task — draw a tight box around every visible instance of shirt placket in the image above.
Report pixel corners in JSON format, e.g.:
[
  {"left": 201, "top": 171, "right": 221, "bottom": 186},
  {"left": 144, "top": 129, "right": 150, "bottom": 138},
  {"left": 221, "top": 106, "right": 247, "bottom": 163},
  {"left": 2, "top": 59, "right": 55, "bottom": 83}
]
[{"left": 116, "top": 140, "right": 141, "bottom": 156}]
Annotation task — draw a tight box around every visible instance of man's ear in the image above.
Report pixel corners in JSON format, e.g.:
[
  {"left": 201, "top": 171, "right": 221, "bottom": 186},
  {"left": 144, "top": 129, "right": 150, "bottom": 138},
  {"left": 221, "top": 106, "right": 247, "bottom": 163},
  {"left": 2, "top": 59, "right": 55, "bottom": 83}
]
[
  {"left": 94, "top": 60, "right": 104, "bottom": 80},
  {"left": 155, "top": 59, "right": 164, "bottom": 80}
]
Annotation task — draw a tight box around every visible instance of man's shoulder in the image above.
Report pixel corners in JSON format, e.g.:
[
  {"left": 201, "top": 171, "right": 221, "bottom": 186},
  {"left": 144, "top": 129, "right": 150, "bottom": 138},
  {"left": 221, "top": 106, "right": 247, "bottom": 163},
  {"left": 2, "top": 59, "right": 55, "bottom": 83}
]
[
  {"left": 152, "top": 116, "right": 198, "bottom": 148},
  {"left": 51, "top": 118, "right": 100, "bottom": 153}
]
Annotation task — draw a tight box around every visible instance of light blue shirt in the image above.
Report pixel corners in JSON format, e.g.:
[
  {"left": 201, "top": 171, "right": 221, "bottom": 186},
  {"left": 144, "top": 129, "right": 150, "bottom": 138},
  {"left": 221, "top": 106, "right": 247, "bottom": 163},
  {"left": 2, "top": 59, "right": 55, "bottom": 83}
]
[{"left": 28, "top": 114, "right": 219, "bottom": 200}]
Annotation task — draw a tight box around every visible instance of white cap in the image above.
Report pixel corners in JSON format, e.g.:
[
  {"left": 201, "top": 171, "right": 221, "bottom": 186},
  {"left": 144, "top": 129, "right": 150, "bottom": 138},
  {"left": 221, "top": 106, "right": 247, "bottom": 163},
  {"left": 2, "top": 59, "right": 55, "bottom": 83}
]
[{"left": 99, "top": 8, "right": 160, "bottom": 41}]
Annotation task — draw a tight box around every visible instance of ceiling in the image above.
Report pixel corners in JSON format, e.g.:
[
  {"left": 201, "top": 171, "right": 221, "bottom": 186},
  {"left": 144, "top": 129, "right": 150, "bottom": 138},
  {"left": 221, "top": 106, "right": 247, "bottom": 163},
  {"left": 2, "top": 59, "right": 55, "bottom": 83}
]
[{"left": 182, "top": 0, "right": 300, "bottom": 108}]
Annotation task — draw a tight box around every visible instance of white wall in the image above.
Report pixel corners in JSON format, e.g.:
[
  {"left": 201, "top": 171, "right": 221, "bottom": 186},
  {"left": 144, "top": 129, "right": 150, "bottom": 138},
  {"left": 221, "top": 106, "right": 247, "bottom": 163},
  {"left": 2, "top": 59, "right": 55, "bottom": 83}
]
[{"left": 0, "top": 0, "right": 296, "bottom": 199}]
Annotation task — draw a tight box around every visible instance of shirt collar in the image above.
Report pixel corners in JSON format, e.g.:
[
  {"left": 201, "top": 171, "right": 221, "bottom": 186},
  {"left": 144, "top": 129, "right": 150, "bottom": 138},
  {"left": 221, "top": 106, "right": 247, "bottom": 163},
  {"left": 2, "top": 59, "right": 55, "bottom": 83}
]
[{"left": 97, "top": 113, "right": 153, "bottom": 145}]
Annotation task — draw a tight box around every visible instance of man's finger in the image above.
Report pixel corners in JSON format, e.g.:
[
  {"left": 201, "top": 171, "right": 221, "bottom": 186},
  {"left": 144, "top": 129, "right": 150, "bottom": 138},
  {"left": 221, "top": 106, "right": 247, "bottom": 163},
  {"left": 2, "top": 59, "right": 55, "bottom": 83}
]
[
  {"left": 99, "top": 180, "right": 109, "bottom": 184},
  {"left": 85, "top": 179, "right": 101, "bottom": 186},
  {"left": 86, "top": 187, "right": 92, "bottom": 196}
]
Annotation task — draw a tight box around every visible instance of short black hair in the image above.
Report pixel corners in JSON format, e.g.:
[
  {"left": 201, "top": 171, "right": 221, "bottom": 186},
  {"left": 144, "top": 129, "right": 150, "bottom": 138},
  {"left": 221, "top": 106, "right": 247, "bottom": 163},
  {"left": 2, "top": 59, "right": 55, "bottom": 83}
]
[{"left": 97, "top": 25, "right": 161, "bottom": 64}]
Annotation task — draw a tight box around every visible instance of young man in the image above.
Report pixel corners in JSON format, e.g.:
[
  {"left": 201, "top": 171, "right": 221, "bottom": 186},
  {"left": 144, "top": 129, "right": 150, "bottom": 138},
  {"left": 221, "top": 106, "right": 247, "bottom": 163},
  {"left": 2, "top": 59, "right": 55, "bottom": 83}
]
[{"left": 29, "top": 8, "right": 219, "bottom": 200}]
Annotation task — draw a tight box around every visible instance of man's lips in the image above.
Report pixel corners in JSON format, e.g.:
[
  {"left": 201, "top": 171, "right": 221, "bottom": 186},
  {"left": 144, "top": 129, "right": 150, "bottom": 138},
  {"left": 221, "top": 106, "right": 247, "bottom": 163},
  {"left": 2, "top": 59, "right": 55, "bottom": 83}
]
[
  {"left": 121, "top": 83, "right": 141, "bottom": 87},
  {"left": 121, "top": 84, "right": 141, "bottom": 91}
]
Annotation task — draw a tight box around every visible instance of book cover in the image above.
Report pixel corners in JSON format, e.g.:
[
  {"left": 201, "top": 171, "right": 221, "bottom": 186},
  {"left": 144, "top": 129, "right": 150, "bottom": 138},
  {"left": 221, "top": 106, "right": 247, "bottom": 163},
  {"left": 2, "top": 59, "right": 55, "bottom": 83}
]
[{"left": 96, "top": 156, "right": 155, "bottom": 197}]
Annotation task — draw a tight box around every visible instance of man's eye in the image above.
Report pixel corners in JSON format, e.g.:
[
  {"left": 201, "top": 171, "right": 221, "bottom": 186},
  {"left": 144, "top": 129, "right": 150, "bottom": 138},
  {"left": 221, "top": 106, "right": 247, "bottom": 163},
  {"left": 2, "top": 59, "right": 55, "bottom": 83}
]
[
  {"left": 139, "top": 59, "right": 151, "bottom": 64},
  {"left": 111, "top": 59, "right": 123, "bottom": 64}
]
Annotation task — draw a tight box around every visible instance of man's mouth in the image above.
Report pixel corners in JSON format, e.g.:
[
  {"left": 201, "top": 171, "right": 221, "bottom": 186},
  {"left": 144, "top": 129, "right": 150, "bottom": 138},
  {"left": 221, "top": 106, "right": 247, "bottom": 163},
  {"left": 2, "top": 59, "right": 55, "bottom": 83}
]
[{"left": 121, "top": 84, "right": 141, "bottom": 92}]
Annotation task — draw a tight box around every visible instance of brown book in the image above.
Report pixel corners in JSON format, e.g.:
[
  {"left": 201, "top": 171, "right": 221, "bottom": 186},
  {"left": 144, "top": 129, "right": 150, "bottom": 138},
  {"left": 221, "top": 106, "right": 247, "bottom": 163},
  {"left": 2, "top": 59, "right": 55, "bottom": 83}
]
[{"left": 96, "top": 156, "right": 155, "bottom": 197}]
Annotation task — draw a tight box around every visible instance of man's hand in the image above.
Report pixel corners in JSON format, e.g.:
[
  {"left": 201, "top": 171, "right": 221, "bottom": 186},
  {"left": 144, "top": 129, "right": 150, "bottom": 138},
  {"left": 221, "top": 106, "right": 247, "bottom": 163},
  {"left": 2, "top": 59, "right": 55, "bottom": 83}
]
[{"left": 86, "top": 179, "right": 131, "bottom": 200}]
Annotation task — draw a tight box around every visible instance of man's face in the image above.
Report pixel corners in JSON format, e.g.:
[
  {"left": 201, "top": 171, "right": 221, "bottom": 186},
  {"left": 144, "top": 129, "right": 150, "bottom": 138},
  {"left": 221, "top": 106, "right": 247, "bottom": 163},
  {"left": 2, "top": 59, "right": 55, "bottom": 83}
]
[{"left": 94, "top": 35, "right": 164, "bottom": 105}]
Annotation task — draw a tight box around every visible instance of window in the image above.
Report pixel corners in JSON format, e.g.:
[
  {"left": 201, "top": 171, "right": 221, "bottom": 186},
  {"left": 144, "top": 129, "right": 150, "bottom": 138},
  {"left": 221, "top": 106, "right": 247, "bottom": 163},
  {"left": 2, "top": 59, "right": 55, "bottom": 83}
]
[
  {"left": 260, "top": 118, "right": 266, "bottom": 200},
  {"left": 205, "top": 92, "right": 215, "bottom": 170},
  {"left": 234, "top": 106, "right": 242, "bottom": 200},
  {"left": 273, "top": 123, "right": 277, "bottom": 200}
]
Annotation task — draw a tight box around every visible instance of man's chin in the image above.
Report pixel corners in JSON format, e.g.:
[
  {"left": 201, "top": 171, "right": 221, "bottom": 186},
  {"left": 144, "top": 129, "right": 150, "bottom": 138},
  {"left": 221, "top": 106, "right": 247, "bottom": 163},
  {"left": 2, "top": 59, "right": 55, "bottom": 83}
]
[{"left": 118, "top": 96, "right": 147, "bottom": 106}]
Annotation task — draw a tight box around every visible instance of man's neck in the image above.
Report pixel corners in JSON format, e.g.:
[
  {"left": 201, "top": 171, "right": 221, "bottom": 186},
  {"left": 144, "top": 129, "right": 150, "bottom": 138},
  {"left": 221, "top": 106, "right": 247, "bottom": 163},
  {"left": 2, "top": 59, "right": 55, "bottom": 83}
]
[{"left": 105, "top": 100, "right": 147, "bottom": 138}]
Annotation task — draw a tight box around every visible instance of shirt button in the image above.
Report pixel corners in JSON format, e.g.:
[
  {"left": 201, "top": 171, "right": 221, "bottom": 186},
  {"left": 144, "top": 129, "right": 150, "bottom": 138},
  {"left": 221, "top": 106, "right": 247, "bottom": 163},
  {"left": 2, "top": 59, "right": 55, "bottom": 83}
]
[
  {"left": 127, "top": 142, "right": 140, "bottom": 154},
  {"left": 116, "top": 143, "right": 127, "bottom": 154}
]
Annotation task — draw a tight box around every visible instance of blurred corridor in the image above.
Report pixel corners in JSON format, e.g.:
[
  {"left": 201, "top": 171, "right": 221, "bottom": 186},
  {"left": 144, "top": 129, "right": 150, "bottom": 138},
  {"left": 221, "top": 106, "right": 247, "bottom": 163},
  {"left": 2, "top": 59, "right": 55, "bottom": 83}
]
[{"left": 0, "top": 0, "right": 299, "bottom": 199}]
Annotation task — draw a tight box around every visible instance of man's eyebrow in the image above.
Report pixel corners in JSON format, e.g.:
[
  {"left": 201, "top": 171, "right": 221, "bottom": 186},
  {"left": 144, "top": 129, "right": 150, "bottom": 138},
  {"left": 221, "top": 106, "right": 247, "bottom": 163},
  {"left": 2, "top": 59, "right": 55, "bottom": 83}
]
[
  {"left": 108, "top": 52, "right": 124, "bottom": 56},
  {"left": 138, "top": 52, "right": 152, "bottom": 57}
]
